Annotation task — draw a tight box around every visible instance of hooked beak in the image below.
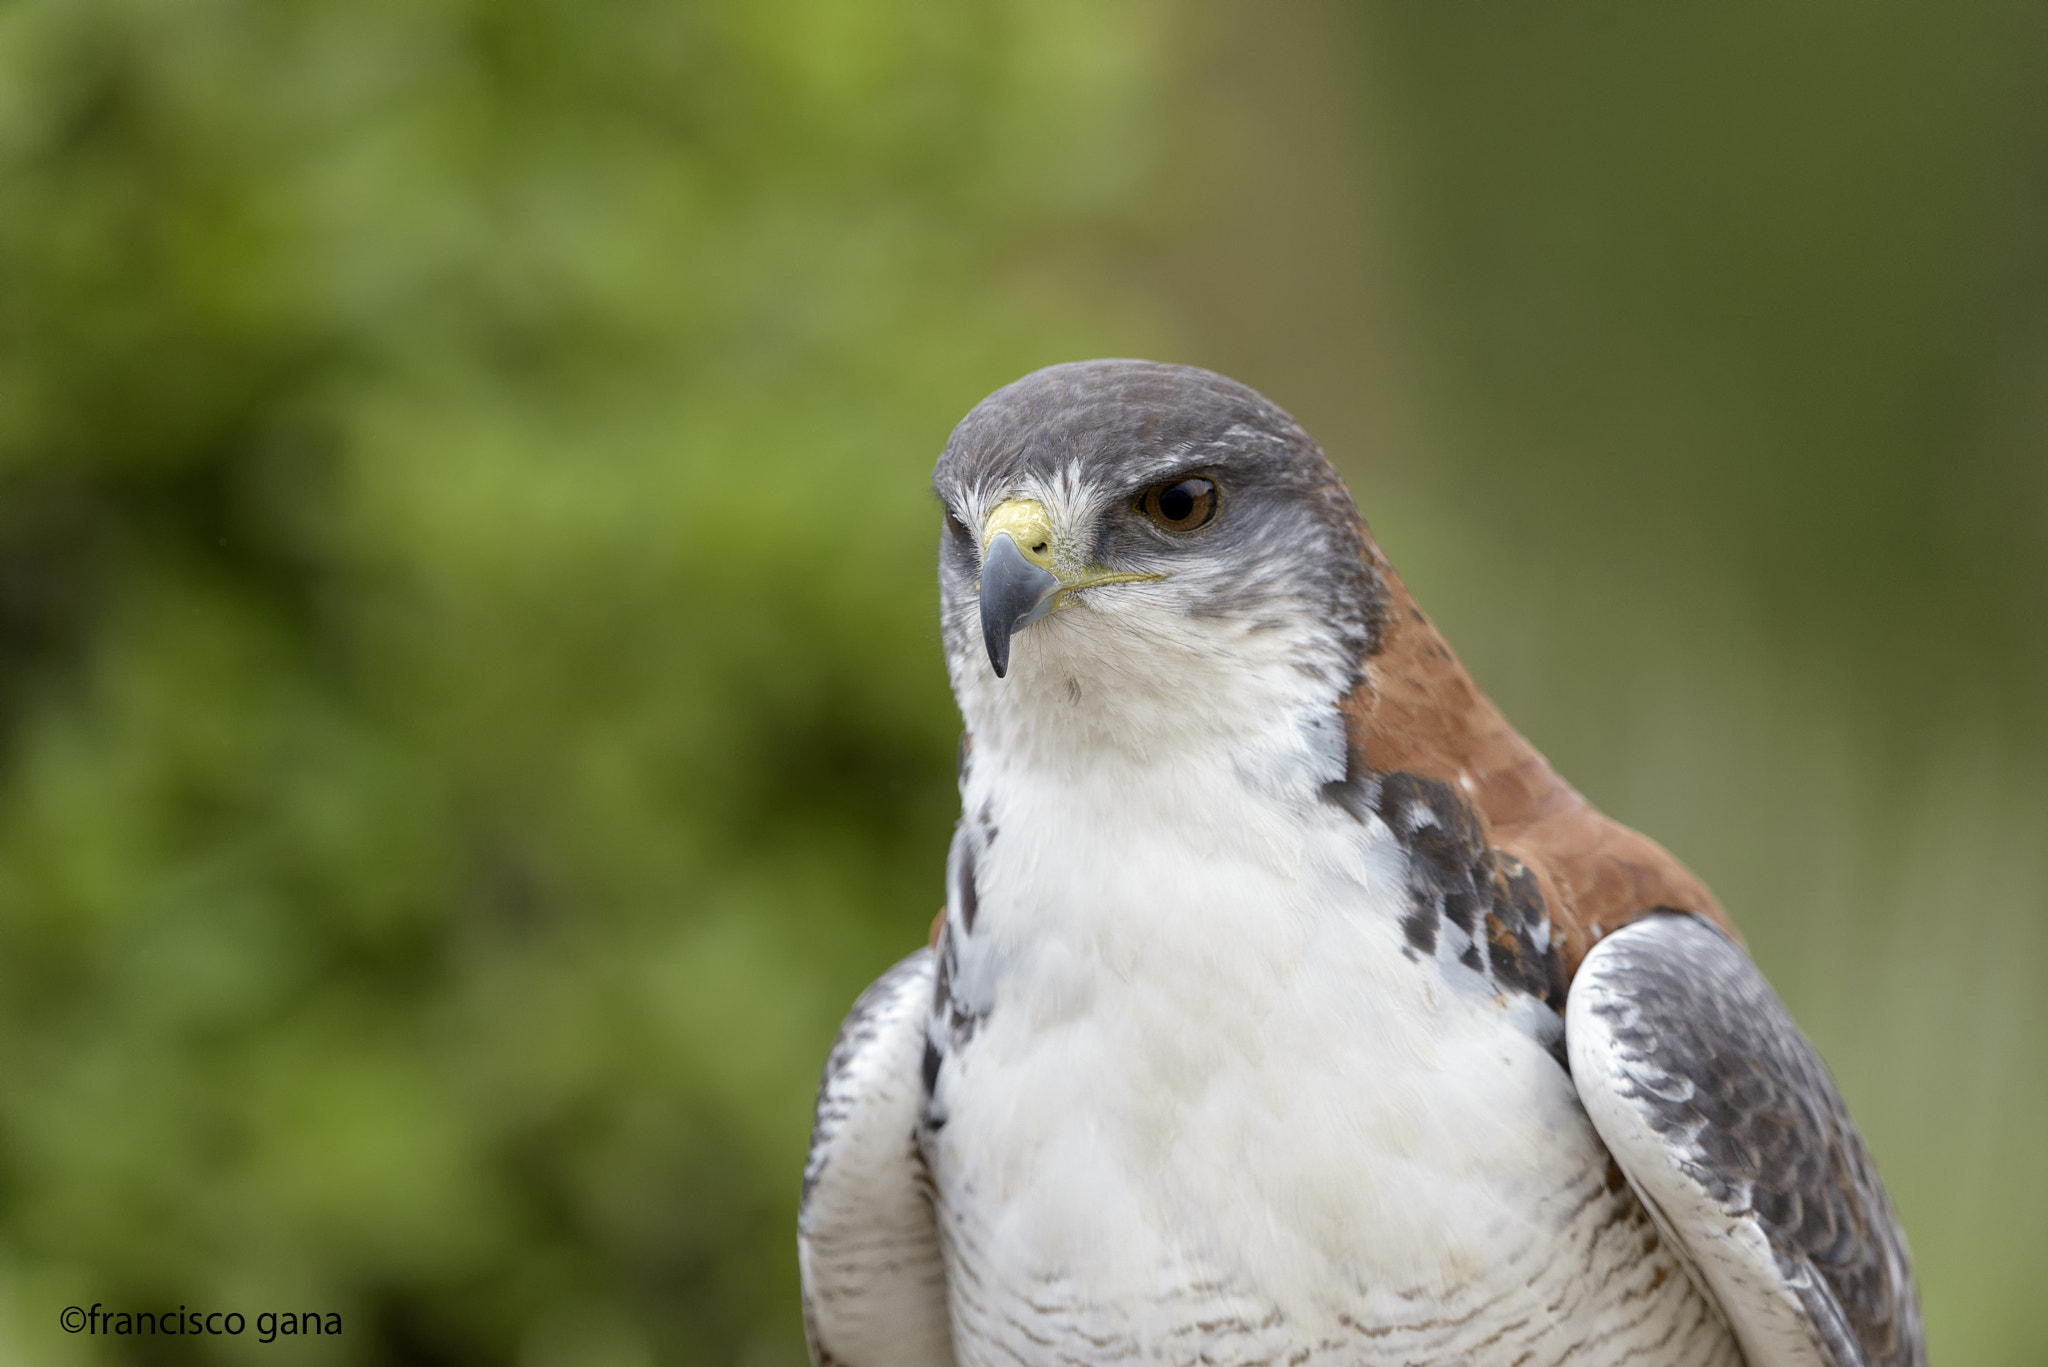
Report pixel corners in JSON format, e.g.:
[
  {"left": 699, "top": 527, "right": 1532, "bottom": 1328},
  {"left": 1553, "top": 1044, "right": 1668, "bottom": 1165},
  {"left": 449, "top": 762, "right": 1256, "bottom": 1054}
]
[
  {"left": 978, "top": 501, "right": 1059, "bottom": 678},
  {"left": 974, "top": 498, "right": 1164, "bottom": 678}
]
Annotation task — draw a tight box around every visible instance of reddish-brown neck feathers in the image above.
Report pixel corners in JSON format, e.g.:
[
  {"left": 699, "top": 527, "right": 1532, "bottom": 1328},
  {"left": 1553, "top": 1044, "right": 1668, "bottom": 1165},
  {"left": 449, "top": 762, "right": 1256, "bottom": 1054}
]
[{"left": 1341, "top": 544, "right": 1736, "bottom": 979}]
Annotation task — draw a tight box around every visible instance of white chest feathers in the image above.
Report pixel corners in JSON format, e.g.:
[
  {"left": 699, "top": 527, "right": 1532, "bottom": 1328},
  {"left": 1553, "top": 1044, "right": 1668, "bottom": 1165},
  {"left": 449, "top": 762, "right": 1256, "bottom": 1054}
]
[{"left": 922, "top": 744, "right": 1739, "bottom": 1367}]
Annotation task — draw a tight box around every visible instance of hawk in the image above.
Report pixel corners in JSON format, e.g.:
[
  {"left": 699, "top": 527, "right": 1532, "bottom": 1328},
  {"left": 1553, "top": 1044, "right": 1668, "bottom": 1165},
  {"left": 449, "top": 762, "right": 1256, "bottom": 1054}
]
[{"left": 798, "top": 360, "right": 1922, "bottom": 1367}]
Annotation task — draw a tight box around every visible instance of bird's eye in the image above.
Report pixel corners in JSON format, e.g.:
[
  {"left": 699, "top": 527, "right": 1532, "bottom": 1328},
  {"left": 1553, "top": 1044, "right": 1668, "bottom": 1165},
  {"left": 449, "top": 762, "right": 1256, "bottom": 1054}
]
[{"left": 1137, "top": 477, "right": 1218, "bottom": 533}]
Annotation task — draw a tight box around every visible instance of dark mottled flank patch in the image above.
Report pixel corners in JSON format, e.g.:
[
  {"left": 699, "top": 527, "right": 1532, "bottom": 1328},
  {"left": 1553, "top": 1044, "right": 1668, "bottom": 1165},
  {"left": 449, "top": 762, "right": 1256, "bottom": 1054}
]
[
  {"left": 1324, "top": 767, "right": 1568, "bottom": 1013},
  {"left": 956, "top": 841, "right": 979, "bottom": 934},
  {"left": 1484, "top": 916, "right": 1521, "bottom": 985},
  {"left": 948, "top": 815, "right": 991, "bottom": 939},
  {"left": 1318, "top": 768, "right": 1374, "bottom": 825},
  {"left": 957, "top": 731, "right": 972, "bottom": 787},
  {"left": 1585, "top": 913, "right": 1924, "bottom": 1367},
  {"left": 1401, "top": 907, "right": 1437, "bottom": 956},
  {"left": 1443, "top": 884, "right": 1479, "bottom": 935},
  {"left": 932, "top": 933, "right": 956, "bottom": 1033},
  {"left": 926, "top": 812, "right": 996, "bottom": 1126},
  {"left": 931, "top": 926, "right": 986, "bottom": 1054},
  {"left": 922, "top": 924, "right": 988, "bottom": 1133}
]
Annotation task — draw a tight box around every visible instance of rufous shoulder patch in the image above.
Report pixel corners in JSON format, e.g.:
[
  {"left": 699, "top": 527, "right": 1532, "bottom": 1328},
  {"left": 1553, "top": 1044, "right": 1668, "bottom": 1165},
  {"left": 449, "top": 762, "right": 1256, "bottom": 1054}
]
[{"left": 1338, "top": 544, "right": 1737, "bottom": 981}]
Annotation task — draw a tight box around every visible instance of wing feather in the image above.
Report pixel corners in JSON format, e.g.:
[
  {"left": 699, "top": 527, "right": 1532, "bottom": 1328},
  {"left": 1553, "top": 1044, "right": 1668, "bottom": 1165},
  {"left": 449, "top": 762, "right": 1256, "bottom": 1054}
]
[
  {"left": 799, "top": 949, "right": 956, "bottom": 1367},
  {"left": 1567, "top": 913, "right": 1923, "bottom": 1367}
]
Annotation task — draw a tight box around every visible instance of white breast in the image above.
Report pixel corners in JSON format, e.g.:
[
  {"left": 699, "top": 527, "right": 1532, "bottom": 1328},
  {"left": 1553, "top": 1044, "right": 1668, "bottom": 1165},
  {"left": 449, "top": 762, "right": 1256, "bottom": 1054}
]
[{"left": 925, "top": 740, "right": 1741, "bottom": 1367}]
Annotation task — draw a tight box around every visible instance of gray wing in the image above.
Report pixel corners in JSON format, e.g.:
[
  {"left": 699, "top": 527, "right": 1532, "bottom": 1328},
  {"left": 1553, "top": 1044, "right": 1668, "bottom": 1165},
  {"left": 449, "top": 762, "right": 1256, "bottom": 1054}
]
[
  {"left": 799, "top": 948, "right": 957, "bottom": 1367},
  {"left": 1566, "top": 913, "right": 1923, "bottom": 1367}
]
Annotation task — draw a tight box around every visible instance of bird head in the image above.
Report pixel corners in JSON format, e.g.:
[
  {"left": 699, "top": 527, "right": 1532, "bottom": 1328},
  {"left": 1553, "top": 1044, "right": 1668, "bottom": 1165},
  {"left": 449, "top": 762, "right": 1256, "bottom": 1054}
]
[{"left": 933, "top": 360, "right": 1385, "bottom": 776}]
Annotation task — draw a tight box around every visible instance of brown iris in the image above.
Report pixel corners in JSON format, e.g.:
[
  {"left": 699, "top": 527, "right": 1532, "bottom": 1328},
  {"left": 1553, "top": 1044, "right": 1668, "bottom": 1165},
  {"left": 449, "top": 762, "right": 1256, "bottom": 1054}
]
[{"left": 1137, "top": 477, "right": 1218, "bottom": 533}]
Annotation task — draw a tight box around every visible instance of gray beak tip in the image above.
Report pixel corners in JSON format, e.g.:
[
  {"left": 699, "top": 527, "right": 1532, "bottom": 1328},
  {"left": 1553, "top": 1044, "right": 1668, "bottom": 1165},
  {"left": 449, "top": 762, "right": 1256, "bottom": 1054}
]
[{"left": 983, "top": 613, "right": 1012, "bottom": 677}]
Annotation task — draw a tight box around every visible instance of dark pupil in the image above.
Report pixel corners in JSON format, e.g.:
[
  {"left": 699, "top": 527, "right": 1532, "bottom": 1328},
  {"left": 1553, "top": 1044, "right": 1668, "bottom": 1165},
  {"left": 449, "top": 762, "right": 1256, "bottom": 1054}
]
[{"left": 1159, "top": 483, "right": 1197, "bottom": 522}]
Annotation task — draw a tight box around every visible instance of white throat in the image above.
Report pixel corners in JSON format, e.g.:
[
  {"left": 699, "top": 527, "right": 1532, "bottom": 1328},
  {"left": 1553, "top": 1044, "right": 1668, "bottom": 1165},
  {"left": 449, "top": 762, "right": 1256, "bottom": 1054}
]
[{"left": 949, "top": 592, "right": 1353, "bottom": 808}]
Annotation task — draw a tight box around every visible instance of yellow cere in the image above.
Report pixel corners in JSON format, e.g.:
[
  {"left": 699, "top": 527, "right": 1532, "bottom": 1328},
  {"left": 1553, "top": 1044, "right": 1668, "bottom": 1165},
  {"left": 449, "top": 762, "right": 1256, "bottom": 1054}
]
[{"left": 982, "top": 499, "right": 1057, "bottom": 569}]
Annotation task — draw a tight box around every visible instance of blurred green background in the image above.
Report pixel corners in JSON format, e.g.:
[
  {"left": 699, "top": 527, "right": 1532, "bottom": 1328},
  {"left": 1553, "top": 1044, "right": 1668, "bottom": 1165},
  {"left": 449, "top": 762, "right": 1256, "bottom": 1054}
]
[{"left": 0, "top": 1, "right": 2041, "bottom": 1362}]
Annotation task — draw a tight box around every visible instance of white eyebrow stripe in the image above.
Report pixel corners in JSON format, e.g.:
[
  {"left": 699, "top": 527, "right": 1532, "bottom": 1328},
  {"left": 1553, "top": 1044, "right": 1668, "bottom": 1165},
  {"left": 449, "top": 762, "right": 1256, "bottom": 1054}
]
[{"left": 1116, "top": 438, "right": 1242, "bottom": 489}]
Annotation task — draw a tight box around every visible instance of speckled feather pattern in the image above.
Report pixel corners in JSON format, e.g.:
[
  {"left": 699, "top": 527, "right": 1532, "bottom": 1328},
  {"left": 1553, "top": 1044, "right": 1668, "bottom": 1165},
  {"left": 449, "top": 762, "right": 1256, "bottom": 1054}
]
[
  {"left": 1570, "top": 915, "right": 1924, "bottom": 1367},
  {"left": 800, "top": 953, "right": 955, "bottom": 1367}
]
